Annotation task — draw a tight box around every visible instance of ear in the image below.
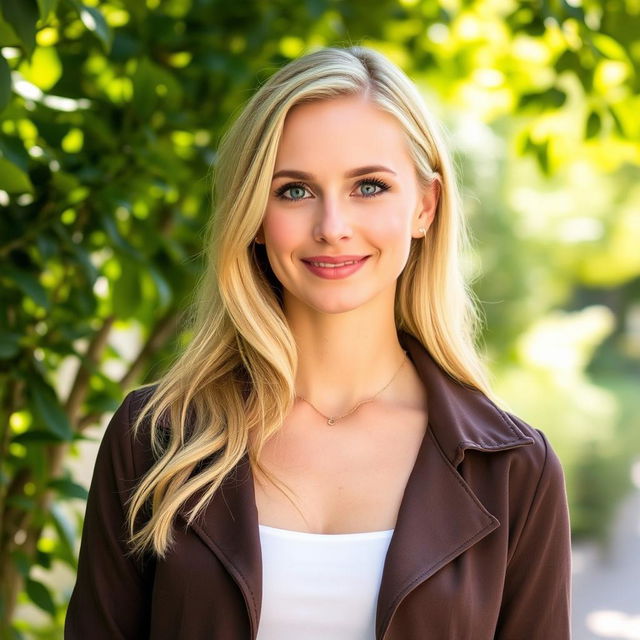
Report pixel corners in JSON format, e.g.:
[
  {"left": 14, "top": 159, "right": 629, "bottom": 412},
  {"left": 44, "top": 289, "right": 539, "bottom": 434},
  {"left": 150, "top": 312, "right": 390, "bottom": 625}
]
[{"left": 412, "top": 176, "right": 441, "bottom": 238}]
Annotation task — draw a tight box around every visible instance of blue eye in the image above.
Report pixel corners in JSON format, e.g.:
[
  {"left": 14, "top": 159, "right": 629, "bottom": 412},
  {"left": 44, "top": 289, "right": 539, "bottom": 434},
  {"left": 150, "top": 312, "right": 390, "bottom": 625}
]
[
  {"left": 357, "top": 178, "right": 390, "bottom": 198},
  {"left": 274, "top": 178, "right": 390, "bottom": 202},
  {"left": 275, "top": 182, "right": 310, "bottom": 201}
]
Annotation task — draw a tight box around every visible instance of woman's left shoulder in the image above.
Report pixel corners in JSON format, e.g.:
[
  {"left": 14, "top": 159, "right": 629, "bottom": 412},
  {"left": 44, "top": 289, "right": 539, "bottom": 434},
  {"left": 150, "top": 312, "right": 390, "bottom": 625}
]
[{"left": 496, "top": 409, "right": 567, "bottom": 499}]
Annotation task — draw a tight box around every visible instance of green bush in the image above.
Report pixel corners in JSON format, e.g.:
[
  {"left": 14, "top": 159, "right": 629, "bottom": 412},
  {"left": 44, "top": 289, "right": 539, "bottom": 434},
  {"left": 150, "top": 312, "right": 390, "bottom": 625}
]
[{"left": 1, "top": 0, "right": 638, "bottom": 636}]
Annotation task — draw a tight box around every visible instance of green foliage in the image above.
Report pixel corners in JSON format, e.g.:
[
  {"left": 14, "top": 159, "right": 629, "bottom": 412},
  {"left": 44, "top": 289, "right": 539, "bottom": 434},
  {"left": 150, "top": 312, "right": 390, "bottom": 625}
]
[{"left": 0, "top": 0, "right": 638, "bottom": 636}]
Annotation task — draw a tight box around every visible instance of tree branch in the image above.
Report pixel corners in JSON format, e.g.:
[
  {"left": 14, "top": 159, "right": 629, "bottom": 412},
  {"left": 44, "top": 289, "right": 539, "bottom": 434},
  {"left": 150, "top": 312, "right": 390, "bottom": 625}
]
[
  {"left": 119, "top": 310, "right": 180, "bottom": 389},
  {"left": 64, "top": 315, "right": 115, "bottom": 429}
]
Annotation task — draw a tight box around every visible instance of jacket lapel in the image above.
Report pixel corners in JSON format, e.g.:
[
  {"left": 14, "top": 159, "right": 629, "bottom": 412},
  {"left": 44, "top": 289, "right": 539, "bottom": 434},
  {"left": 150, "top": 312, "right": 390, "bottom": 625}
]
[
  {"left": 177, "top": 330, "right": 535, "bottom": 640},
  {"left": 177, "top": 454, "right": 262, "bottom": 639},
  {"left": 373, "top": 331, "right": 535, "bottom": 639},
  {"left": 375, "top": 427, "right": 500, "bottom": 638},
  {"left": 397, "top": 330, "right": 536, "bottom": 469}
]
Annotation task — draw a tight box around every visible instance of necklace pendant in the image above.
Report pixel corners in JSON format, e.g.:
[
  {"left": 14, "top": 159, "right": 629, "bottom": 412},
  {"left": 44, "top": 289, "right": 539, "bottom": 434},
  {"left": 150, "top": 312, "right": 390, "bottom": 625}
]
[{"left": 327, "top": 417, "right": 336, "bottom": 426}]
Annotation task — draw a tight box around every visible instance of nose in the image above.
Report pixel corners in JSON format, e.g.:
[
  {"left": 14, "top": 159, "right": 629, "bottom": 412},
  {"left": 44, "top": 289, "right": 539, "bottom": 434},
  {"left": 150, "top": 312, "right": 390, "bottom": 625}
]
[{"left": 313, "top": 195, "right": 353, "bottom": 243}]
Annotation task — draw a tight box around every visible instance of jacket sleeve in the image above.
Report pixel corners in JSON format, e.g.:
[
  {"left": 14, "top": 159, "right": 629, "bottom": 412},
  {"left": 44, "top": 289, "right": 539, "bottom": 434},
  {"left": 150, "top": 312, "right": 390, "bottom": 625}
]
[
  {"left": 65, "top": 390, "right": 154, "bottom": 639},
  {"left": 495, "top": 428, "right": 572, "bottom": 639}
]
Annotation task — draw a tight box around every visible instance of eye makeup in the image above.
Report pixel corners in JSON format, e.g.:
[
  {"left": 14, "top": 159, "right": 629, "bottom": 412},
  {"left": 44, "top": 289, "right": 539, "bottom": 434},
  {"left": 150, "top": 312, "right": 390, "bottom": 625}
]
[{"left": 273, "top": 177, "right": 391, "bottom": 201}]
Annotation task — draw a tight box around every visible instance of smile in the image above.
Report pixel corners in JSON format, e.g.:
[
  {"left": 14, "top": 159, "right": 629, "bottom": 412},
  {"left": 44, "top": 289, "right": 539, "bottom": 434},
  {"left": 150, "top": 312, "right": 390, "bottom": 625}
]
[
  {"left": 309, "top": 260, "right": 359, "bottom": 267},
  {"left": 302, "top": 256, "right": 370, "bottom": 279}
]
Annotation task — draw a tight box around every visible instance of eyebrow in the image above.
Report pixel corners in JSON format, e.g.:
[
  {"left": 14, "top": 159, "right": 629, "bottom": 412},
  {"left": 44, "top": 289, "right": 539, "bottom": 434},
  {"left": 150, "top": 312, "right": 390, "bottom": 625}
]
[{"left": 271, "top": 165, "right": 397, "bottom": 181}]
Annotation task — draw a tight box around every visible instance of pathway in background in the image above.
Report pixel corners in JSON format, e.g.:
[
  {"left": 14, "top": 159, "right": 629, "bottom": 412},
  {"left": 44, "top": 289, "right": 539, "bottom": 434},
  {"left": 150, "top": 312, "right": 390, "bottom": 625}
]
[{"left": 572, "top": 467, "right": 640, "bottom": 640}]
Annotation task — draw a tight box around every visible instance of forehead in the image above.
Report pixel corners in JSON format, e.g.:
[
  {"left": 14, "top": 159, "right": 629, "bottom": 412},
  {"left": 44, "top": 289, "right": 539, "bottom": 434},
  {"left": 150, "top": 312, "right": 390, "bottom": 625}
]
[{"left": 274, "top": 95, "right": 413, "bottom": 173}]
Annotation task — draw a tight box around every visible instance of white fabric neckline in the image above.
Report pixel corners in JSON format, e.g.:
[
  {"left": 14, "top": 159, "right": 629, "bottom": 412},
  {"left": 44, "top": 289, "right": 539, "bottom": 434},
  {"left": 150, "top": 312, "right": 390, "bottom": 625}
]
[{"left": 258, "top": 523, "right": 394, "bottom": 540}]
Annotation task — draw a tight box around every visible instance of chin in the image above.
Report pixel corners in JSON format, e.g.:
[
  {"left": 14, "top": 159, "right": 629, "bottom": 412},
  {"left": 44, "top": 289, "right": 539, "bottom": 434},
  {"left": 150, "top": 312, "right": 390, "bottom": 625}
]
[{"left": 304, "top": 291, "right": 380, "bottom": 315}]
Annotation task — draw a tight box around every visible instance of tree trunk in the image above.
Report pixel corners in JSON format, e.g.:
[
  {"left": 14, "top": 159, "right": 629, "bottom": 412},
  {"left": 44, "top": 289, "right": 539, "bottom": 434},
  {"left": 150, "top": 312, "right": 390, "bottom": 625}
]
[{"left": 0, "top": 312, "right": 177, "bottom": 634}]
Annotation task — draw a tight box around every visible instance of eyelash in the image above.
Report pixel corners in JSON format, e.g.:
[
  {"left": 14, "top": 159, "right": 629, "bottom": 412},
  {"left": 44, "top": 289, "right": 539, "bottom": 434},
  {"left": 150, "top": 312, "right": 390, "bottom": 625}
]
[{"left": 273, "top": 177, "right": 391, "bottom": 201}]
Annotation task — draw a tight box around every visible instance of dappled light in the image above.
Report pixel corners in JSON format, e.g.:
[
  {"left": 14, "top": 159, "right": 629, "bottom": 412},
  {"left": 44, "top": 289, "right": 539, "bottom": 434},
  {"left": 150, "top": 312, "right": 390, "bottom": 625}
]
[{"left": 0, "top": 0, "right": 638, "bottom": 636}]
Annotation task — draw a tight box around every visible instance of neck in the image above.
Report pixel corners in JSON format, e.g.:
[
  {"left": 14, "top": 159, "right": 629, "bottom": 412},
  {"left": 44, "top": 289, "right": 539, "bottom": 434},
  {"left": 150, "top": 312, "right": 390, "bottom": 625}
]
[{"left": 284, "top": 293, "right": 409, "bottom": 418}]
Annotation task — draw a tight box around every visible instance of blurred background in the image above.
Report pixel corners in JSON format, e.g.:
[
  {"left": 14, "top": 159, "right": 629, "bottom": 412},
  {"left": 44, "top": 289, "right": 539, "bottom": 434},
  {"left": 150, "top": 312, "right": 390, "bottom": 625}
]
[{"left": 0, "top": 0, "right": 638, "bottom": 638}]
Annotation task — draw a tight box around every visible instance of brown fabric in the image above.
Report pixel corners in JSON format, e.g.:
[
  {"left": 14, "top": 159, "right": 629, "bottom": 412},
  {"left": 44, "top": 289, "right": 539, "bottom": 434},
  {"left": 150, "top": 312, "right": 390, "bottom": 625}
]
[{"left": 65, "top": 331, "right": 571, "bottom": 639}]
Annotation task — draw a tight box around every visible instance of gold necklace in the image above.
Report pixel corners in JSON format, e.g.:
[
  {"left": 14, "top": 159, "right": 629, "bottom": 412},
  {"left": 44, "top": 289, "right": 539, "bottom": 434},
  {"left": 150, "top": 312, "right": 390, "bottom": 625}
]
[{"left": 295, "top": 351, "right": 408, "bottom": 425}]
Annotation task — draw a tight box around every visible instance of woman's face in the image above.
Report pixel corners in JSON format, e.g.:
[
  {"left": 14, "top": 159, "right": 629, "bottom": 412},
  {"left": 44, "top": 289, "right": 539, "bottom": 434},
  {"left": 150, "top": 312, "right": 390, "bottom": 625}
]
[{"left": 258, "top": 94, "right": 438, "bottom": 316}]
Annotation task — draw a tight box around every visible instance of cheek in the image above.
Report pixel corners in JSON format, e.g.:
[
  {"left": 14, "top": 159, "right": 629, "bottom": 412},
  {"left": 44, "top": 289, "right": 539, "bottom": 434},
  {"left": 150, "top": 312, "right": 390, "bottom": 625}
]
[
  {"left": 262, "top": 207, "right": 302, "bottom": 253},
  {"left": 368, "top": 201, "right": 413, "bottom": 243},
  {"left": 367, "top": 200, "right": 415, "bottom": 270}
]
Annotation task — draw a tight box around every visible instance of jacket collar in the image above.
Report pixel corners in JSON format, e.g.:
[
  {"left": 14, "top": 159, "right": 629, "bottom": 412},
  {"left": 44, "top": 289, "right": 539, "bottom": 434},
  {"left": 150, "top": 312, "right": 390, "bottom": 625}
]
[
  {"left": 177, "top": 330, "right": 534, "bottom": 639},
  {"left": 398, "top": 330, "right": 534, "bottom": 466}
]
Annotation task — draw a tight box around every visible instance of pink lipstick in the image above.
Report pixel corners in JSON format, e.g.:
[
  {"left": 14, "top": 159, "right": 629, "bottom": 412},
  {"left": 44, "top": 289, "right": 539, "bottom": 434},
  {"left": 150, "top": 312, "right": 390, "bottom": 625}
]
[{"left": 301, "top": 255, "right": 370, "bottom": 280}]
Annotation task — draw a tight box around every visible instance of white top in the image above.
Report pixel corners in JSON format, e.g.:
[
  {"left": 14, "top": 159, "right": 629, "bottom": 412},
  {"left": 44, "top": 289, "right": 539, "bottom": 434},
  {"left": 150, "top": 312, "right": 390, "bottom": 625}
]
[{"left": 256, "top": 524, "right": 394, "bottom": 640}]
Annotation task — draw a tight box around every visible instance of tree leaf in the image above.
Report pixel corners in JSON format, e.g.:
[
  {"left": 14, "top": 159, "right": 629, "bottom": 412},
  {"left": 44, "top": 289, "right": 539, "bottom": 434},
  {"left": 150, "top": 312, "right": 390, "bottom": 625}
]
[
  {"left": 28, "top": 377, "right": 74, "bottom": 441},
  {"left": 112, "top": 259, "right": 142, "bottom": 319},
  {"left": 586, "top": 110, "right": 601, "bottom": 138},
  {"left": 35, "top": 231, "right": 57, "bottom": 261},
  {"left": 36, "top": 549, "right": 52, "bottom": 570},
  {"left": 592, "top": 33, "right": 629, "bottom": 62},
  {"left": 132, "top": 56, "right": 158, "bottom": 119},
  {"left": 555, "top": 49, "right": 580, "bottom": 74},
  {"left": 0, "top": 331, "right": 21, "bottom": 358},
  {"left": 608, "top": 105, "right": 625, "bottom": 137},
  {"left": 560, "top": 0, "right": 585, "bottom": 21},
  {"left": 0, "top": 52, "right": 11, "bottom": 112},
  {"left": 49, "top": 502, "right": 78, "bottom": 569},
  {"left": 66, "top": 241, "right": 99, "bottom": 284},
  {"left": 1, "top": 0, "right": 39, "bottom": 57},
  {"left": 68, "top": 0, "right": 113, "bottom": 52},
  {"left": 48, "top": 477, "right": 88, "bottom": 500},
  {"left": 11, "top": 551, "right": 31, "bottom": 577},
  {"left": 6, "top": 495, "right": 37, "bottom": 510},
  {"left": 147, "top": 263, "right": 172, "bottom": 310},
  {"left": 36, "top": 0, "right": 59, "bottom": 21},
  {"left": 0, "top": 15, "right": 21, "bottom": 48},
  {"left": 0, "top": 133, "right": 30, "bottom": 171},
  {"left": 0, "top": 265, "right": 48, "bottom": 308},
  {"left": 519, "top": 87, "right": 566, "bottom": 111},
  {"left": 71, "top": 432, "right": 100, "bottom": 444},
  {"left": 534, "top": 139, "right": 550, "bottom": 175},
  {"left": 25, "top": 578, "right": 56, "bottom": 616},
  {"left": 12, "top": 430, "right": 65, "bottom": 444},
  {"left": 0, "top": 157, "right": 34, "bottom": 194},
  {"left": 99, "top": 211, "right": 142, "bottom": 260}
]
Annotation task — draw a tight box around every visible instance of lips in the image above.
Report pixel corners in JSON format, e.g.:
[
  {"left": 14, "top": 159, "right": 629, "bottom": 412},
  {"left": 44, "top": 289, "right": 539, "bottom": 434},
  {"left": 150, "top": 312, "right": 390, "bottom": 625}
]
[
  {"left": 305, "top": 259, "right": 362, "bottom": 268},
  {"left": 301, "top": 255, "right": 370, "bottom": 279},
  {"left": 302, "top": 255, "right": 369, "bottom": 266}
]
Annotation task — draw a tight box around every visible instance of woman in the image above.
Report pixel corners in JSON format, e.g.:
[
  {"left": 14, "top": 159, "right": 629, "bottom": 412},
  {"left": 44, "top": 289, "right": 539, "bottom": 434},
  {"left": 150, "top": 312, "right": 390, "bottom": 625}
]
[{"left": 65, "top": 46, "right": 571, "bottom": 639}]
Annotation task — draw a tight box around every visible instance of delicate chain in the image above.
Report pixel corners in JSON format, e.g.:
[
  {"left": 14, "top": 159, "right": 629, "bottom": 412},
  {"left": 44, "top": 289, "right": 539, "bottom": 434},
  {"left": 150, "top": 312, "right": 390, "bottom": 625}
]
[{"left": 295, "top": 350, "right": 408, "bottom": 426}]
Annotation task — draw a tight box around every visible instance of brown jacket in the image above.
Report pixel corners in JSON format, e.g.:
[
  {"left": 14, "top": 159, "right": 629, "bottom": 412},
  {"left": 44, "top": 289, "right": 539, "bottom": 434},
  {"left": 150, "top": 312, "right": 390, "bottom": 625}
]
[{"left": 65, "top": 331, "right": 571, "bottom": 639}]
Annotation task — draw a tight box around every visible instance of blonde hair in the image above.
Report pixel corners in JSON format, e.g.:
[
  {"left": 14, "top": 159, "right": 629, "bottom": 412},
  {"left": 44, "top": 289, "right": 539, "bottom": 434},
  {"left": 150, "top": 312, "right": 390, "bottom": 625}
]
[{"left": 125, "top": 45, "right": 494, "bottom": 559}]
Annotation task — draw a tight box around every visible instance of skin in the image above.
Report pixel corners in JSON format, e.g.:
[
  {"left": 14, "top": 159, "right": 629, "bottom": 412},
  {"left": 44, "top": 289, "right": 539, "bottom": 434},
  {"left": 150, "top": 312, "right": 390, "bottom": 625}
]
[{"left": 256, "top": 94, "right": 439, "bottom": 419}]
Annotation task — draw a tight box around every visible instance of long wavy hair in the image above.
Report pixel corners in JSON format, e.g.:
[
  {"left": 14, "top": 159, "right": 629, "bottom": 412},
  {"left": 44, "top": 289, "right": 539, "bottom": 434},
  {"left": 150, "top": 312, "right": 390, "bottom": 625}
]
[{"left": 125, "top": 45, "right": 494, "bottom": 559}]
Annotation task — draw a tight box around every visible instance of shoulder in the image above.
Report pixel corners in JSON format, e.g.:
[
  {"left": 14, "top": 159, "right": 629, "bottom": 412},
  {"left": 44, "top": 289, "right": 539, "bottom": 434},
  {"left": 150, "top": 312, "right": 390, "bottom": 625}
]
[
  {"left": 495, "top": 414, "right": 571, "bottom": 573},
  {"left": 98, "top": 385, "right": 160, "bottom": 480},
  {"left": 127, "top": 384, "right": 159, "bottom": 422},
  {"left": 499, "top": 410, "right": 565, "bottom": 492},
  {"left": 456, "top": 400, "right": 568, "bottom": 520},
  {"left": 483, "top": 410, "right": 569, "bottom": 546}
]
